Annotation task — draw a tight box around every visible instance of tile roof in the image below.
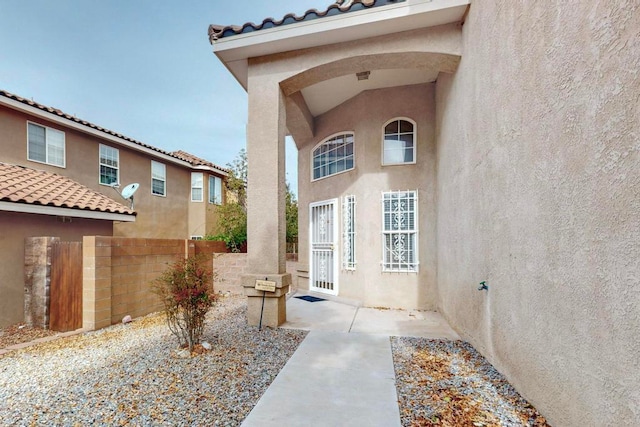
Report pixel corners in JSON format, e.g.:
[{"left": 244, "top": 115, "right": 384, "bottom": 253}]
[
  {"left": 209, "top": 0, "right": 405, "bottom": 43},
  {"left": 171, "top": 150, "right": 230, "bottom": 175},
  {"left": 0, "top": 162, "right": 135, "bottom": 216},
  {"left": 0, "top": 89, "right": 227, "bottom": 173}
]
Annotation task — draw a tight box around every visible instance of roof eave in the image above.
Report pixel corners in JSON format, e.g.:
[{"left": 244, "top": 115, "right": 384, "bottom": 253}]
[
  {"left": 0, "top": 201, "right": 136, "bottom": 222},
  {"left": 212, "top": 0, "right": 471, "bottom": 90}
]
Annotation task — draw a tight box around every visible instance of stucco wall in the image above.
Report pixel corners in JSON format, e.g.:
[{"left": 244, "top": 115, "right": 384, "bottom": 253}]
[
  {"left": 298, "top": 83, "right": 438, "bottom": 310},
  {"left": 436, "top": 1, "right": 639, "bottom": 425},
  {"left": 0, "top": 105, "right": 192, "bottom": 239},
  {"left": 0, "top": 211, "right": 112, "bottom": 327}
]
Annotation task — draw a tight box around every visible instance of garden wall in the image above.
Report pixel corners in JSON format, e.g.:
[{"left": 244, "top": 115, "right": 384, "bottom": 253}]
[
  {"left": 214, "top": 253, "right": 299, "bottom": 295},
  {"left": 83, "top": 237, "right": 227, "bottom": 330}
]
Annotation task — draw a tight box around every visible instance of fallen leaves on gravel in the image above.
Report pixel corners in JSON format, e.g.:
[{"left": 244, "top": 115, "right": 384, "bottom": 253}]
[
  {"left": 0, "top": 323, "right": 58, "bottom": 349},
  {"left": 393, "top": 338, "right": 550, "bottom": 427}
]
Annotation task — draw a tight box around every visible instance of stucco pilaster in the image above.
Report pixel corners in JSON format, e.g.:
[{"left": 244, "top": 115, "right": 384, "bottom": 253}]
[{"left": 242, "top": 73, "right": 290, "bottom": 326}]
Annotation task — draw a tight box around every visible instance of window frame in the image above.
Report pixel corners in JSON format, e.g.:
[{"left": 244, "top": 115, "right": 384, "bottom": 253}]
[
  {"left": 381, "top": 190, "right": 419, "bottom": 273},
  {"left": 381, "top": 118, "right": 417, "bottom": 166},
  {"left": 99, "top": 144, "right": 119, "bottom": 186},
  {"left": 27, "top": 121, "right": 66, "bottom": 168},
  {"left": 311, "top": 131, "right": 355, "bottom": 182},
  {"left": 208, "top": 175, "right": 223, "bottom": 205},
  {"left": 191, "top": 172, "right": 204, "bottom": 202},
  {"left": 151, "top": 160, "right": 166, "bottom": 197},
  {"left": 342, "top": 195, "right": 357, "bottom": 271}
]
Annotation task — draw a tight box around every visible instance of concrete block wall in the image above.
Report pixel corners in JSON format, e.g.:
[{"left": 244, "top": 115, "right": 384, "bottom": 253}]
[
  {"left": 213, "top": 253, "right": 299, "bottom": 295},
  {"left": 109, "top": 238, "right": 186, "bottom": 325}
]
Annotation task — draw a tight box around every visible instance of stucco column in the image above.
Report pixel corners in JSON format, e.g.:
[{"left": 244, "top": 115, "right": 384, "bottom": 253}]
[{"left": 241, "top": 74, "right": 290, "bottom": 327}]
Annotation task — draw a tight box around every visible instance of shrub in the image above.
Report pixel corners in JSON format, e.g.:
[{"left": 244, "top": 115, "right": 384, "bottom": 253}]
[
  {"left": 153, "top": 255, "right": 216, "bottom": 352},
  {"left": 207, "top": 202, "right": 247, "bottom": 252}
]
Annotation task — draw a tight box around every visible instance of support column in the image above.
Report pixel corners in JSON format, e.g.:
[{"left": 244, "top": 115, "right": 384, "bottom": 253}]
[{"left": 241, "top": 74, "right": 290, "bottom": 327}]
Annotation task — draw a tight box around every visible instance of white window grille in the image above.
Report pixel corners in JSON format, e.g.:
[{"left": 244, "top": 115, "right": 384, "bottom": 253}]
[
  {"left": 151, "top": 161, "right": 166, "bottom": 196},
  {"left": 382, "top": 190, "right": 418, "bottom": 272},
  {"left": 312, "top": 133, "right": 354, "bottom": 180},
  {"left": 99, "top": 144, "right": 119, "bottom": 185},
  {"left": 383, "top": 119, "right": 415, "bottom": 165},
  {"left": 342, "top": 195, "right": 356, "bottom": 270},
  {"left": 191, "top": 172, "right": 203, "bottom": 201},
  {"left": 28, "top": 122, "right": 65, "bottom": 167},
  {"left": 209, "top": 175, "right": 222, "bottom": 205}
]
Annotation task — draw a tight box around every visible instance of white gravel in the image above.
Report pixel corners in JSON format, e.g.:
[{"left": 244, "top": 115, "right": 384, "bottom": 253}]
[{"left": 0, "top": 296, "right": 307, "bottom": 426}]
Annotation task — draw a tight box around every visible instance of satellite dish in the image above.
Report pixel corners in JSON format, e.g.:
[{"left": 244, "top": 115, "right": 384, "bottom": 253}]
[{"left": 121, "top": 183, "right": 139, "bottom": 200}]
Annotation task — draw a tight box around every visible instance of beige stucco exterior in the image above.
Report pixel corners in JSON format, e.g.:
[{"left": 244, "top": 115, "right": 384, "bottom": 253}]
[
  {"left": 213, "top": 0, "right": 639, "bottom": 425},
  {"left": 0, "top": 103, "right": 227, "bottom": 240},
  {"left": 298, "top": 83, "right": 438, "bottom": 310},
  {"left": 0, "top": 211, "right": 112, "bottom": 327}
]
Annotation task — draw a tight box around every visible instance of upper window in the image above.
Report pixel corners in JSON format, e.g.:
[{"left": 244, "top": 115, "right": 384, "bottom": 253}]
[
  {"left": 27, "top": 122, "right": 65, "bottom": 167},
  {"left": 382, "top": 190, "right": 418, "bottom": 272},
  {"left": 312, "top": 133, "right": 354, "bottom": 181},
  {"left": 99, "top": 144, "right": 119, "bottom": 185},
  {"left": 151, "top": 161, "right": 166, "bottom": 196},
  {"left": 383, "top": 119, "right": 415, "bottom": 165},
  {"left": 191, "top": 172, "right": 203, "bottom": 202},
  {"left": 209, "top": 175, "right": 222, "bottom": 205}
]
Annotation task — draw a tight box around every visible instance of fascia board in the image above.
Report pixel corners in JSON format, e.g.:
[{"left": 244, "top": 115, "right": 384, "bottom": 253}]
[
  {"left": 213, "top": 0, "right": 470, "bottom": 86},
  {"left": 0, "top": 201, "right": 136, "bottom": 222},
  {"left": 0, "top": 97, "right": 193, "bottom": 169}
]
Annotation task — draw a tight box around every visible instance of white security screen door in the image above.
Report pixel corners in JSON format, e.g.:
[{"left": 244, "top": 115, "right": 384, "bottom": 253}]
[{"left": 310, "top": 199, "right": 339, "bottom": 295}]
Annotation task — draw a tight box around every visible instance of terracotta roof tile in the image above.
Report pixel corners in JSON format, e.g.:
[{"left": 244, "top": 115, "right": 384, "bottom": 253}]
[
  {"left": 171, "top": 150, "right": 230, "bottom": 174},
  {"left": 209, "top": 0, "right": 404, "bottom": 43},
  {"left": 0, "top": 89, "right": 227, "bottom": 173},
  {"left": 0, "top": 162, "right": 135, "bottom": 216}
]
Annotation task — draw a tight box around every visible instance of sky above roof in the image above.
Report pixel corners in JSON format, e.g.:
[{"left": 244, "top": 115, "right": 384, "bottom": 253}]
[{"left": 0, "top": 0, "right": 328, "bottom": 195}]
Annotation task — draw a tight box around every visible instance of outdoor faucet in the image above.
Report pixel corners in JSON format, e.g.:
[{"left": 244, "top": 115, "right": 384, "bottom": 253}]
[{"left": 478, "top": 281, "right": 488, "bottom": 291}]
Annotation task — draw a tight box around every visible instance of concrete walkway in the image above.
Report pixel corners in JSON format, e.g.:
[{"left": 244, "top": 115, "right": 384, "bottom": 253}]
[{"left": 242, "top": 292, "right": 460, "bottom": 427}]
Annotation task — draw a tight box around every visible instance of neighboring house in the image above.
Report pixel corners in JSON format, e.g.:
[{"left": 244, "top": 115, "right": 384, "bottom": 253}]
[
  {"left": 171, "top": 150, "right": 227, "bottom": 239},
  {"left": 210, "top": 0, "right": 638, "bottom": 426},
  {"left": 0, "top": 162, "right": 135, "bottom": 327},
  {"left": 0, "top": 90, "right": 229, "bottom": 240}
]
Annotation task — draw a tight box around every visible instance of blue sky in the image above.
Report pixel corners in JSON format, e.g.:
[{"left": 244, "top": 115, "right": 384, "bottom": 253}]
[{"left": 0, "top": 0, "right": 327, "bottom": 195}]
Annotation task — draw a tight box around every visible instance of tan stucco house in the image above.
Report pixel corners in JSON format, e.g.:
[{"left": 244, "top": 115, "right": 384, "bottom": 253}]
[
  {"left": 0, "top": 89, "right": 229, "bottom": 240},
  {"left": 210, "top": 0, "right": 639, "bottom": 425}
]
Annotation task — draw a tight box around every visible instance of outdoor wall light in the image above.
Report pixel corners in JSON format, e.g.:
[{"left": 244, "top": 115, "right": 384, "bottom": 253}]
[{"left": 356, "top": 71, "right": 370, "bottom": 81}]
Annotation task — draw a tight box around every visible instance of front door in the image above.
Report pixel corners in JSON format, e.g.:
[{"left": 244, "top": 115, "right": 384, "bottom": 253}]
[{"left": 310, "top": 199, "right": 338, "bottom": 295}]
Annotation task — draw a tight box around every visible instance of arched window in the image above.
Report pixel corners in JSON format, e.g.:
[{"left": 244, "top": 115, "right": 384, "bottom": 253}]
[
  {"left": 382, "top": 118, "right": 415, "bottom": 165},
  {"left": 312, "top": 132, "right": 355, "bottom": 180}
]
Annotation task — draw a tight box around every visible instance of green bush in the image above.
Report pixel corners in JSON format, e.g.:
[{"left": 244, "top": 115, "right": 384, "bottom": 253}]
[
  {"left": 152, "top": 255, "right": 216, "bottom": 352},
  {"left": 207, "top": 202, "right": 247, "bottom": 252}
]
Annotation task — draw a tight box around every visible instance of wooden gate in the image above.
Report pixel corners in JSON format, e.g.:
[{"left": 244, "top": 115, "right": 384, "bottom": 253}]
[{"left": 50, "top": 241, "right": 83, "bottom": 332}]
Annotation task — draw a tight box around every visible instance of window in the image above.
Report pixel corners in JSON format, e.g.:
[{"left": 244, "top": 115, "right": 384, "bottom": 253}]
[
  {"left": 191, "top": 172, "right": 203, "bottom": 202},
  {"left": 342, "top": 195, "right": 356, "bottom": 270},
  {"left": 27, "top": 122, "right": 65, "bottom": 167},
  {"left": 99, "top": 144, "right": 119, "bottom": 185},
  {"left": 191, "top": 236, "right": 203, "bottom": 240},
  {"left": 382, "top": 190, "right": 418, "bottom": 272},
  {"left": 151, "top": 161, "right": 166, "bottom": 196},
  {"left": 209, "top": 175, "right": 222, "bottom": 205},
  {"left": 312, "top": 133, "right": 354, "bottom": 180},
  {"left": 383, "top": 119, "right": 415, "bottom": 165}
]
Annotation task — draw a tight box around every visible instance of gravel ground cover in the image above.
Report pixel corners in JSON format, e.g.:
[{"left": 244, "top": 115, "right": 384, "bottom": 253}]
[
  {"left": 392, "top": 338, "right": 550, "bottom": 427},
  {"left": 0, "top": 296, "right": 307, "bottom": 426},
  {"left": 0, "top": 323, "right": 58, "bottom": 349}
]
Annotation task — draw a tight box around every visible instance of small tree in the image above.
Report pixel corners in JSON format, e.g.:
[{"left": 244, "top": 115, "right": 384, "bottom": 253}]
[{"left": 153, "top": 255, "right": 216, "bottom": 352}]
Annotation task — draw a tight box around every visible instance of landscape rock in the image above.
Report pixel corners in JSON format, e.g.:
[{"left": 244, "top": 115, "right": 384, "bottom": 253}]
[{"left": 122, "top": 315, "right": 132, "bottom": 324}]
